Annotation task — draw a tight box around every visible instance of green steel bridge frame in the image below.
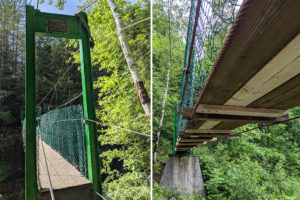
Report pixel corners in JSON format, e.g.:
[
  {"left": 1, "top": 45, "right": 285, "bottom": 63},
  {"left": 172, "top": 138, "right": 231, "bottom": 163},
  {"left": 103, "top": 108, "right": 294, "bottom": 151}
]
[{"left": 25, "top": 5, "right": 102, "bottom": 200}]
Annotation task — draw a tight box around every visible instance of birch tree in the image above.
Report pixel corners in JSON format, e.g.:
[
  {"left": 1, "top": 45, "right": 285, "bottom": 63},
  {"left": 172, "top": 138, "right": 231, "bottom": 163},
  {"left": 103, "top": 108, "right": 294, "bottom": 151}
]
[
  {"left": 107, "top": 0, "right": 151, "bottom": 119},
  {"left": 153, "top": 0, "right": 173, "bottom": 161}
]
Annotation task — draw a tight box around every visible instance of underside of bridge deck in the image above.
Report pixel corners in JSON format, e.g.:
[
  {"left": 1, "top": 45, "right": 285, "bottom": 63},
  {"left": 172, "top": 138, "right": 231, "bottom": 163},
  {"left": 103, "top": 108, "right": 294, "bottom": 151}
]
[{"left": 177, "top": 0, "right": 300, "bottom": 151}]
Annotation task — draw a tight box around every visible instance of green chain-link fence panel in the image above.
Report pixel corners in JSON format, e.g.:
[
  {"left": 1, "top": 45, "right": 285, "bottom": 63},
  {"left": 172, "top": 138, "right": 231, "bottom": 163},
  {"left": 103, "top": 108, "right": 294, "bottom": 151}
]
[
  {"left": 22, "top": 105, "right": 88, "bottom": 178},
  {"left": 38, "top": 105, "right": 88, "bottom": 177}
]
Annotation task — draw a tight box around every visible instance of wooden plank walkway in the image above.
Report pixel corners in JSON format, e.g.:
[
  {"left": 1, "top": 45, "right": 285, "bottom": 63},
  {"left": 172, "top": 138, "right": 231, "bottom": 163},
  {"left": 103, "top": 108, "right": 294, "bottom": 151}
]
[
  {"left": 177, "top": 0, "right": 300, "bottom": 151},
  {"left": 38, "top": 140, "right": 93, "bottom": 200}
]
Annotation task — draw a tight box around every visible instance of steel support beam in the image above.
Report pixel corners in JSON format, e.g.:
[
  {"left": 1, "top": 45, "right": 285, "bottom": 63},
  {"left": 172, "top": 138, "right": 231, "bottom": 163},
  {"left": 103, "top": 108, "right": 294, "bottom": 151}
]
[
  {"left": 25, "top": 5, "right": 37, "bottom": 200},
  {"left": 79, "top": 12, "right": 102, "bottom": 200}
]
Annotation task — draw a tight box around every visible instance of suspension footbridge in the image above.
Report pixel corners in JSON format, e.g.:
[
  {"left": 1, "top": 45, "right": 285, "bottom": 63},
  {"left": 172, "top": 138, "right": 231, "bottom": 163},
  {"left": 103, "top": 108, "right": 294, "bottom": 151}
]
[
  {"left": 174, "top": 0, "right": 300, "bottom": 152},
  {"left": 159, "top": 0, "right": 300, "bottom": 196}
]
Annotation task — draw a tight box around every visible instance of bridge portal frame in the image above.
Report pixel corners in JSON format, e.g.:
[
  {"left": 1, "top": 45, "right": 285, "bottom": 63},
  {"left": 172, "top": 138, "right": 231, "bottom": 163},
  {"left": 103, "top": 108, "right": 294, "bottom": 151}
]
[{"left": 25, "top": 5, "right": 102, "bottom": 200}]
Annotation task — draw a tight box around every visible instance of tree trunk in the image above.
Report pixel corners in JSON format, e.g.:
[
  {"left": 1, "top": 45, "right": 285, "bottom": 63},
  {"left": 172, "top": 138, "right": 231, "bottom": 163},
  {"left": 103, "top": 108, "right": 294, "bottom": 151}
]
[
  {"left": 153, "top": 0, "right": 173, "bottom": 161},
  {"left": 107, "top": 0, "right": 151, "bottom": 119},
  {"left": 153, "top": 62, "right": 171, "bottom": 161}
]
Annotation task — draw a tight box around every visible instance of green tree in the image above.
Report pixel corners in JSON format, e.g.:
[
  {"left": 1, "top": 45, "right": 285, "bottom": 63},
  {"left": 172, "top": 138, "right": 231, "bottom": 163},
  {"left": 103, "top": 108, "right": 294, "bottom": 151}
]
[
  {"left": 69, "top": 0, "right": 151, "bottom": 199},
  {"left": 0, "top": 0, "right": 26, "bottom": 126},
  {"left": 152, "top": 0, "right": 189, "bottom": 176}
]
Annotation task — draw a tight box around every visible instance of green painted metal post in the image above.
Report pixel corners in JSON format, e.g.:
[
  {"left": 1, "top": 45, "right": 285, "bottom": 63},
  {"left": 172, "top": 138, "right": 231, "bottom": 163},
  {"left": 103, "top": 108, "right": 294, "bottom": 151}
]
[
  {"left": 79, "top": 12, "right": 102, "bottom": 199},
  {"left": 25, "top": 5, "right": 37, "bottom": 200},
  {"left": 173, "top": 102, "right": 177, "bottom": 156}
]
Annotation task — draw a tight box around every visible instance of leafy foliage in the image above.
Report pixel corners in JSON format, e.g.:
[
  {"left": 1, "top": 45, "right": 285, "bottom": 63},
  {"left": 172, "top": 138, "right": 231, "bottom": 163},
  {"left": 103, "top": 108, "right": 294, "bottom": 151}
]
[
  {"left": 193, "top": 108, "right": 300, "bottom": 200},
  {"left": 69, "top": 0, "right": 151, "bottom": 198},
  {"left": 0, "top": 0, "right": 26, "bottom": 126},
  {"left": 153, "top": 0, "right": 189, "bottom": 175}
]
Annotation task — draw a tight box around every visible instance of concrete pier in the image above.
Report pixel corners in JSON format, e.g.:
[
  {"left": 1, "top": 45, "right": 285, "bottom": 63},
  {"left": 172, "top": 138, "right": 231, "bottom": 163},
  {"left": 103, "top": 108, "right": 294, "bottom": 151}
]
[{"left": 160, "top": 156, "right": 206, "bottom": 197}]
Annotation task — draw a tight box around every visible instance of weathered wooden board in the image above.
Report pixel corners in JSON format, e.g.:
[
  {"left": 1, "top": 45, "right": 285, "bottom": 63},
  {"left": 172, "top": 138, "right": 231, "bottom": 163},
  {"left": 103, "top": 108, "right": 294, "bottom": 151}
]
[
  {"left": 176, "top": 143, "right": 205, "bottom": 146},
  {"left": 199, "top": 33, "right": 300, "bottom": 129},
  {"left": 183, "top": 129, "right": 235, "bottom": 134},
  {"left": 227, "top": 34, "right": 300, "bottom": 106},
  {"left": 195, "top": 104, "right": 286, "bottom": 117},
  {"left": 198, "top": 0, "right": 300, "bottom": 106},
  {"left": 192, "top": 0, "right": 300, "bottom": 130},
  {"left": 188, "top": 113, "right": 284, "bottom": 123},
  {"left": 180, "top": 129, "right": 234, "bottom": 137},
  {"left": 179, "top": 138, "right": 217, "bottom": 143},
  {"left": 38, "top": 140, "right": 92, "bottom": 199}
]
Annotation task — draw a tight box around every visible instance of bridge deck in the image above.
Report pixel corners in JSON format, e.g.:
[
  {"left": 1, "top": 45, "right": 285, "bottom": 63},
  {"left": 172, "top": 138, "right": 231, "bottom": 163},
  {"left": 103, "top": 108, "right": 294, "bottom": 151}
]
[
  {"left": 38, "top": 140, "right": 93, "bottom": 200},
  {"left": 177, "top": 0, "right": 300, "bottom": 151}
]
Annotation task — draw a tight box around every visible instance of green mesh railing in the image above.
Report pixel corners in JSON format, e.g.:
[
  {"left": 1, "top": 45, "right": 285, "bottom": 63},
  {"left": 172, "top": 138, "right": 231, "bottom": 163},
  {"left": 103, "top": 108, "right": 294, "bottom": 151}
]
[
  {"left": 22, "top": 105, "right": 88, "bottom": 178},
  {"left": 175, "top": 0, "right": 242, "bottom": 151},
  {"left": 38, "top": 105, "right": 88, "bottom": 177}
]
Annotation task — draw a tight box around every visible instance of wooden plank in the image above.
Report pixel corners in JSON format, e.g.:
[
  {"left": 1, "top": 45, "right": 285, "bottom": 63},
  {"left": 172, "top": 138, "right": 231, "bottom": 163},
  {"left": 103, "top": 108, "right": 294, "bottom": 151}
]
[
  {"left": 187, "top": 134, "right": 230, "bottom": 138},
  {"left": 198, "top": 34, "right": 300, "bottom": 130},
  {"left": 250, "top": 74, "right": 300, "bottom": 110},
  {"left": 198, "top": 121, "right": 220, "bottom": 129},
  {"left": 180, "top": 130, "right": 234, "bottom": 137},
  {"left": 226, "top": 33, "right": 300, "bottom": 106},
  {"left": 183, "top": 129, "right": 235, "bottom": 134},
  {"left": 193, "top": 1, "right": 300, "bottom": 130},
  {"left": 38, "top": 140, "right": 91, "bottom": 190},
  {"left": 176, "top": 142, "right": 206, "bottom": 146},
  {"left": 179, "top": 138, "right": 217, "bottom": 142},
  {"left": 212, "top": 75, "right": 300, "bottom": 131},
  {"left": 199, "top": 114, "right": 288, "bottom": 130},
  {"left": 195, "top": 104, "right": 286, "bottom": 117},
  {"left": 198, "top": 0, "right": 300, "bottom": 106},
  {"left": 190, "top": 113, "right": 284, "bottom": 123},
  {"left": 180, "top": 133, "right": 231, "bottom": 137}
]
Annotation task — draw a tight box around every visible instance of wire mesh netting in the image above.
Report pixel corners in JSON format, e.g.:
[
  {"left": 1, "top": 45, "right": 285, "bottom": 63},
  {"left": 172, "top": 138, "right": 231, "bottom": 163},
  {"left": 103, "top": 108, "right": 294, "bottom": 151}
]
[
  {"left": 22, "top": 105, "right": 88, "bottom": 183},
  {"left": 37, "top": 105, "right": 88, "bottom": 178},
  {"left": 176, "top": 0, "right": 242, "bottom": 139}
]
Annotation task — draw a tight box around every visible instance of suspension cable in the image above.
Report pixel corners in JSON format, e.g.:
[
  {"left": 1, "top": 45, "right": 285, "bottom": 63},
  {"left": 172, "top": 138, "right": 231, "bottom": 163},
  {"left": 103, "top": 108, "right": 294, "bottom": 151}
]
[
  {"left": 37, "top": 63, "right": 76, "bottom": 108},
  {"left": 84, "top": 118, "right": 150, "bottom": 137},
  {"left": 77, "top": 0, "right": 98, "bottom": 14},
  {"left": 96, "top": 192, "right": 112, "bottom": 200},
  {"left": 93, "top": 17, "right": 151, "bottom": 41},
  {"left": 38, "top": 117, "right": 149, "bottom": 137},
  {"left": 237, "top": 115, "right": 300, "bottom": 135},
  {"left": 50, "top": 93, "right": 83, "bottom": 111},
  {"left": 179, "top": 0, "right": 202, "bottom": 109}
]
